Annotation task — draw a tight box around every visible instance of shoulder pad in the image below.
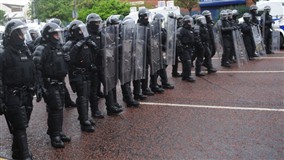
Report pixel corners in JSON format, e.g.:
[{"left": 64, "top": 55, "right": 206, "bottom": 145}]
[
  {"left": 62, "top": 41, "right": 74, "bottom": 52},
  {"left": 33, "top": 45, "right": 45, "bottom": 57}
]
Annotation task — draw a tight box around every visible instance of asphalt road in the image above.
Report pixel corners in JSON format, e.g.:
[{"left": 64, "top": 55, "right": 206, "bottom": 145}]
[{"left": 1, "top": 50, "right": 284, "bottom": 160}]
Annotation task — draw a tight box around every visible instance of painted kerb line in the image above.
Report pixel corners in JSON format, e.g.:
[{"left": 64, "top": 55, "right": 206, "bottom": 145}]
[{"left": 140, "top": 102, "right": 284, "bottom": 112}]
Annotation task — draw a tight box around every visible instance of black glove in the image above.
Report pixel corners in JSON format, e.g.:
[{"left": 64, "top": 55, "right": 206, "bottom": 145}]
[
  {"left": 36, "top": 88, "right": 42, "bottom": 102},
  {"left": 75, "top": 40, "right": 85, "bottom": 48},
  {"left": 0, "top": 98, "right": 4, "bottom": 115},
  {"left": 63, "top": 53, "right": 71, "bottom": 62}
]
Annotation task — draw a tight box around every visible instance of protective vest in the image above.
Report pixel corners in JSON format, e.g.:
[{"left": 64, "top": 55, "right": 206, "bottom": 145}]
[
  {"left": 42, "top": 45, "right": 68, "bottom": 78},
  {"left": 2, "top": 46, "right": 35, "bottom": 86}
]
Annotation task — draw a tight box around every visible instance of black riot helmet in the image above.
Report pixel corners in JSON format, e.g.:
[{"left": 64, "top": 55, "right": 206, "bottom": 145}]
[
  {"left": 48, "top": 18, "right": 63, "bottom": 27},
  {"left": 138, "top": 8, "right": 150, "bottom": 25},
  {"left": 264, "top": 6, "right": 271, "bottom": 14},
  {"left": 29, "top": 29, "right": 40, "bottom": 41},
  {"left": 42, "top": 22, "right": 64, "bottom": 44},
  {"left": 153, "top": 13, "right": 165, "bottom": 22},
  {"left": 3, "top": 19, "right": 28, "bottom": 47},
  {"left": 106, "top": 15, "right": 123, "bottom": 26},
  {"left": 176, "top": 14, "right": 183, "bottom": 27},
  {"left": 227, "top": 9, "right": 233, "bottom": 20},
  {"left": 183, "top": 15, "right": 193, "bottom": 29},
  {"left": 69, "top": 20, "right": 89, "bottom": 40},
  {"left": 249, "top": 5, "right": 258, "bottom": 15},
  {"left": 220, "top": 10, "right": 228, "bottom": 20},
  {"left": 232, "top": 9, "right": 239, "bottom": 19},
  {"left": 196, "top": 15, "right": 207, "bottom": 26},
  {"left": 243, "top": 12, "right": 251, "bottom": 23},
  {"left": 192, "top": 14, "right": 199, "bottom": 24},
  {"left": 86, "top": 13, "right": 102, "bottom": 34},
  {"left": 202, "top": 10, "right": 212, "bottom": 23}
]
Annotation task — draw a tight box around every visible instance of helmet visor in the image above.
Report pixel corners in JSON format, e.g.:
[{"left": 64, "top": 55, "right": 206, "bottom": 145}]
[
  {"left": 54, "top": 28, "right": 65, "bottom": 44},
  {"left": 78, "top": 23, "right": 89, "bottom": 38}
]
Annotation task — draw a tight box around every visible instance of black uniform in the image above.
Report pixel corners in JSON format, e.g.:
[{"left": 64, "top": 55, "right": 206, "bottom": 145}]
[
  {"left": 178, "top": 18, "right": 195, "bottom": 82},
  {"left": 240, "top": 18, "right": 256, "bottom": 60},
  {"left": 194, "top": 20, "right": 217, "bottom": 75},
  {"left": 0, "top": 19, "right": 34, "bottom": 160},
  {"left": 218, "top": 18, "right": 234, "bottom": 67},
  {"left": 261, "top": 11, "right": 274, "bottom": 54},
  {"left": 63, "top": 20, "right": 96, "bottom": 132},
  {"left": 33, "top": 24, "right": 71, "bottom": 149}
]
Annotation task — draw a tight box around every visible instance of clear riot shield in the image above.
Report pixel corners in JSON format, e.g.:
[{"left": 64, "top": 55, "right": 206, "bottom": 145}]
[
  {"left": 232, "top": 29, "right": 249, "bottom": 67},
  {"left": 213, "top": 20, "right": 223, "bottom": 59},
  {"left": 251, "top": 25, "right": 266, "bottom": 56},
  {"left": 272, "top": 30, "right": 280, "bottom": 52},
  {"left": 102, "top": 25, "right": 119, "bottom": 94},
  {"left": 165, "top": 17, "right": 177, "bottom": 66},
  {"left": 150, "top": 19, "right": 163, "bottom": 75},
  {"left": 133, "top": 25, "right": 147, "bottom": 81},
  {"left": 120, "top": 19, "right": 135, "bottom": 85}
]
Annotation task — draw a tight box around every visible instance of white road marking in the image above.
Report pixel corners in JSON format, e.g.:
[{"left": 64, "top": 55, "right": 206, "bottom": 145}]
[
  {"left": 212, "top": 57, "right": 284, "bottom": 60},
  {"left": 140, "top": 102, "right": 284, "bottom": 112},
  {"left": 215, "top": 71, "right": 284, "bottom": 73}
]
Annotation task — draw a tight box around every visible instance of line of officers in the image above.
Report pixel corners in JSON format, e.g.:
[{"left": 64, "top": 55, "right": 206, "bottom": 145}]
[
  {"left": 215, "top": 5, "right": 275, "bottom": 68},
  {"left": 0, "top": 5, "right": 273, "bottom": 159}
]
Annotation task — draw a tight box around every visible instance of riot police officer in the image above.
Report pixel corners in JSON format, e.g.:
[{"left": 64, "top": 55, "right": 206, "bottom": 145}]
[
  {"left": 249, "top": 5, "right": 259, "bottom": 25},
  {"left": 131, "top": 9, "right": 148, "bottom": 100},
  {"left": 0, "top": 19, "right": 34, "bottom": 160},
  {"left": 194, "top": 15, "right": 217, "bottom": 76},
  {"left": 227, "top": 9, "right": 237, "bottom": 63},
  {"left": 33, "top": 22, "right": 71, "bottom": 148},
  {"left": 109, "top": 15, "right": 140, "bottom": 107},
  {"left": 240, "top": 13, "right": 257, "bottom": 60},
  {"left": 202, "top": 10, "right": 216, "bottom": 60},
  {"left": 261, "top": 6, "right": 274, "bottom": 54},
  {"left": 85, "top": 15, "right": 123, "bottom": 116},
  {"left": 177, "top": 15, "right": 195, "bottom": 82},
  {"left": 63, "top": 20, "right": 96, "bottom": 132},
  {"left": 218, "top": 10, "right": 234, "bottom": 68},
  {"left": 85, "top": 13, "right": 105, "bottom": 118}
]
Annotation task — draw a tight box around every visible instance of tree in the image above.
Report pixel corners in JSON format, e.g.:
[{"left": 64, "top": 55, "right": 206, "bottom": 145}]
[
  {"left": 175, "top": 0, "right": 199, "bottom": 15},
  {"left": 0, "top": 10, "right": 5, "bottom": 25},
  {"left": 31, "top": 0, "right": 74, "bottom": 23},
  {"left": 77, "top": 0, "right": 131, "bottom": 21},
  {"left": 30, "top": 0, "right": 131, "bottom": 24}
]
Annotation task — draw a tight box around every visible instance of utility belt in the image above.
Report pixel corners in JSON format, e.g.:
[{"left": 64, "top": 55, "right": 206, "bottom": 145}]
[
  {"left": 72, "top": 67, "right": 90, "bottom": 76},
  {"left": 44, "top": 78, "right": 64, "bottom": 85},
  {"left": 5, "top": 85, "right": 34, "bottom": 96}
]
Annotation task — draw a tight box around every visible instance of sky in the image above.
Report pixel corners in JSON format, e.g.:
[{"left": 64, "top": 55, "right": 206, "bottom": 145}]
[{"left": 0, "top": 0, "right": 30, "bottom": 5}]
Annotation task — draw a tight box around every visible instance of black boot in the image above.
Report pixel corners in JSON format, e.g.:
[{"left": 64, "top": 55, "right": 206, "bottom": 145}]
[
  {"left": 134, "top": 94, "right": 147, "bottom": 100},
  {"left": 80, "top": 120, "right": 95, "bottom": 132},
  {"left": 208, "top": 67, "right": 217, "bottom": 74},
  {"left": 91, "top": 109, "right": 104, "bottom": 119},
  {"left": 60, "top": 133, "right": 71, "bottom": 142},
  {"left": 50, "top": 135, "right": 65, "bottom": 148},
  {"left": 142, "top": 88, "right": 154, "bottom": 96},
  {"left": 13, "top": 131, "right": 33, "bottom": 159},
  {"left": 151, "top": 85, "right": 164, "bottom": 93},
  {"left": 172, "top": 72, "right": 182, "bottom": 77},
  {"left": 161, "top": 82, "right": 174, "bottom": 89},
  {"left": 107, "top": 105, "right": 123, "bottom": 116},
  {"left": 182, "top": 76, "right": 195, "bottom": 82}
]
